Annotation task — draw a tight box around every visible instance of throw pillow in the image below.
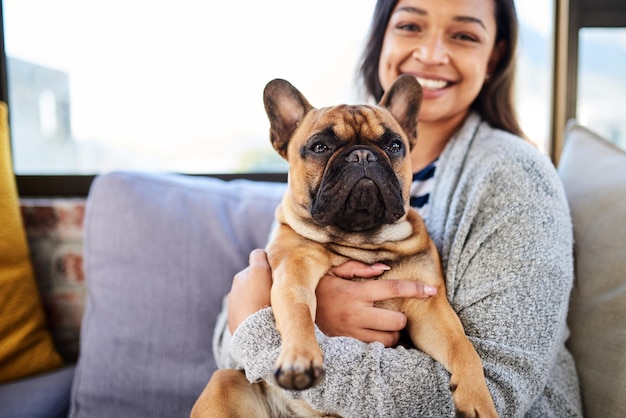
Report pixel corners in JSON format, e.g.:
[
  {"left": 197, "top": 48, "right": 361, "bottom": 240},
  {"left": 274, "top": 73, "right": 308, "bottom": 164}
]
[
  {"left": 70, "top": 172, "right": 285, "bottom": 417},
  {"left": 0, "top": 101, "right": 63, "bottom": 383},
  {"left": 558, "top": 120, "right": 626, "bottom": 418}
]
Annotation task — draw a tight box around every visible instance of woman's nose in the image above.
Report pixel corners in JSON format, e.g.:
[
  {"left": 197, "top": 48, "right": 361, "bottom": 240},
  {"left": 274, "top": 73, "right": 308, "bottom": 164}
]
[{"left": 411, "top": 36, "right": 449, "bottom": 65}]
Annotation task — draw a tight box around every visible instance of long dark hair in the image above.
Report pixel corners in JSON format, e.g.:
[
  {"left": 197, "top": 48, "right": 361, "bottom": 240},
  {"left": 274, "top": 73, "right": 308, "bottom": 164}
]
[{"left": 358, "top": 0, "right": 523, "bottom": 137}]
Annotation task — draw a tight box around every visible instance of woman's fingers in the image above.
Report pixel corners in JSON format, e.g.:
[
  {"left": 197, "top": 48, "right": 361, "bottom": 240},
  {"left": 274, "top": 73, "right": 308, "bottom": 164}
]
[
  {"left": 248, "top": 248, "right": 271, "bottom": 268},
  {"left": 362, "top": 278, "right": 438, "bottom": 300},
  {"left": 329, "top": 261, "right": 438, "bottom": 298},
  {"left": 329, "top": 260, "right": 390, "bottom": 279},
  {"left": 315, "top": 274, "right": 437, "bottom": 346}
]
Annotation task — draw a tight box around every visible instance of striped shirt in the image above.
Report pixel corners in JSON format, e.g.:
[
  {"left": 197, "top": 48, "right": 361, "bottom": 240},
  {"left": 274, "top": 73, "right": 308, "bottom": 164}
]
[{"left": 410, "top": 158, "right": 438, "bottom": 218}]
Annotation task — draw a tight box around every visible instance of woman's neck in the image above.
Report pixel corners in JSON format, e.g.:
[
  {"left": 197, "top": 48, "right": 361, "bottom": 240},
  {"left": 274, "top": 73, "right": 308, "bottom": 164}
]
[{"left": 410, "top": 112, "right": 468, "bottom": 172}]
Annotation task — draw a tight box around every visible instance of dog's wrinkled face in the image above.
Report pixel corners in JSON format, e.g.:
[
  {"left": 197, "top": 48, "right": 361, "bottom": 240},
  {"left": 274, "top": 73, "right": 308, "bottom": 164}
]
[{"left": 264, "top": 75, "right": 422, "bottom": 233}]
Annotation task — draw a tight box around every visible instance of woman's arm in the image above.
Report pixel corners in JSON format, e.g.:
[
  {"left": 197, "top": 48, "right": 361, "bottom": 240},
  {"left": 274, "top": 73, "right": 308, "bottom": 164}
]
[{"left": 231, "top": 307, "right": 456, "bottom": 416}]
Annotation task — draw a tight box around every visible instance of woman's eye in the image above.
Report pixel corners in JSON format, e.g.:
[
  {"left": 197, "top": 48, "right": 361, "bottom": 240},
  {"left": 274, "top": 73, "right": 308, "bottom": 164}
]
[
  {"left": 311, "top": 142, "right": 330, "bottom": 153},
  {"left": 397, "top": 23, "right": 421, "bottom": 33},
  {"left": 454, "top": 33, "right": 479, "bottom": 43},
  {"left": 387, "top": 140, "right": 403, "bottom": 154}
]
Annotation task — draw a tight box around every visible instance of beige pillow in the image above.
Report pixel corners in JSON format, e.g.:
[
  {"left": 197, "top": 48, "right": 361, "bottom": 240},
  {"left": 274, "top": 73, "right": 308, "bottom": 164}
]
[
  {"left": 0, "top": 102, "right": 63, "bottom": 383},
  {"left": 558, "top": 121, "right": 626, "bottom": 418}
]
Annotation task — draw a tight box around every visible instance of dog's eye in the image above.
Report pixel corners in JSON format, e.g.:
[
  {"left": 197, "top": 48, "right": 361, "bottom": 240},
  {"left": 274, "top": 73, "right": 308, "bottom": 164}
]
[
  {"left": 387, "top": 140, "right": 403, "bottom": 154},
  {"left": 311, "top": 142, "right": 330, "bottom": 154}
]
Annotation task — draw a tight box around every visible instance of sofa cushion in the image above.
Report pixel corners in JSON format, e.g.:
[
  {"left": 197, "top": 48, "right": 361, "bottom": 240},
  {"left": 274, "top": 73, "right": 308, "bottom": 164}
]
[
  {"left": 0, "top": 101, "right": 63, "bottom": 383},
  {"left": 558, "top": 121, "right": 626, "bottom": 418},
  {"left": 70, "top": 172, "right": 285, "bottom": 417}
]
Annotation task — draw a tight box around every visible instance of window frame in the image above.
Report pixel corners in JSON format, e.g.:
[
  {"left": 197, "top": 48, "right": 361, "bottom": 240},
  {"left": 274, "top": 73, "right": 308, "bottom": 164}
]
[
  {"left": 551, "top": 0, "right": 626, "bottom": 164},
  {"left": 13, "top": 173, "right": 287, "bottom": 197}
]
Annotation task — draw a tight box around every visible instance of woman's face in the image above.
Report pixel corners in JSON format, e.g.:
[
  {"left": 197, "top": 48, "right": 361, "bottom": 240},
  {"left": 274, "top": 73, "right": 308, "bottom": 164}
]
[{"left": 378, "top": 0, "right": 503, "bottom": 125}]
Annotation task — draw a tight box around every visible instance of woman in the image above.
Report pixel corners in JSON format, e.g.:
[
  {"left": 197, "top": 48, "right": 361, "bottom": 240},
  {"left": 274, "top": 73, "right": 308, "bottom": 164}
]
[{"left": 215, "top": 0, "right": 583, "bottom": 416}]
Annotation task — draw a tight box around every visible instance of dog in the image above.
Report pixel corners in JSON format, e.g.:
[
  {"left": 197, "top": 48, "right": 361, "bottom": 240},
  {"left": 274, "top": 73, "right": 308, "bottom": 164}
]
[{"left": 191, "top": 75, "right": 497, "bottom": 418}]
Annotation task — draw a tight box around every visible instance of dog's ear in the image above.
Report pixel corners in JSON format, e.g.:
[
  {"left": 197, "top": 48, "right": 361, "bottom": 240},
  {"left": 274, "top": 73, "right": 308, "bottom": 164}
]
[
  {"left": 378, "top": 75, "right": 422, "bottom": 150},
  {"left": 264, "top": 79, "right": 313, "bottom": 159}
]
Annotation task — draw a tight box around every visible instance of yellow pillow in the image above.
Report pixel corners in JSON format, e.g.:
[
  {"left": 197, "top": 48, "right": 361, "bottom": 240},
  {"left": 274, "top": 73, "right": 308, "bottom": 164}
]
[{"left": 0, "top": 101, "right": 63, "bottom": 383}]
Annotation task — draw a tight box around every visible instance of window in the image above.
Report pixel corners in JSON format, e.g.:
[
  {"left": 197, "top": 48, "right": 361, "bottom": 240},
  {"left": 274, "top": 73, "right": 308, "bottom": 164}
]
[
  {"left": 3, "top": 0, "right": 376, "bottom": 175},
  {"left": 515, "top": 0, "right": 554, "bottom": 152},
  {"left": 3, "top": 0, "right": 554, "bottom": 180},
  {"left": 577, "top": 28, "right": 626, "bottom": 150}
]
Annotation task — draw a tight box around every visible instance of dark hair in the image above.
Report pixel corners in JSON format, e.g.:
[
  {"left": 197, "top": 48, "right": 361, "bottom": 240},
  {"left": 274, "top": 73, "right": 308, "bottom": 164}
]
[{"left": 358, "top": 0, "right": 523, "bottom": 137}]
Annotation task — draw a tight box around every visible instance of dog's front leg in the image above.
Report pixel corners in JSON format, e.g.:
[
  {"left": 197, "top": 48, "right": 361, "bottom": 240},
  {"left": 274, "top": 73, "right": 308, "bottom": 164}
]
[
  {"left": 402, "top": 296, "right": 498, "bottom": 418},
  {"left": 267, "top": 238, "right": 334, "bottom": 391},
  {"left": 271, "top": 264, "right": 323, "bottom": 390}
]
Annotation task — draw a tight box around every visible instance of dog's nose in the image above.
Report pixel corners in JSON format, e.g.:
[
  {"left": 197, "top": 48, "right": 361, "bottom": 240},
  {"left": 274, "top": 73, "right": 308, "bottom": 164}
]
[{"left": 346, "top": 149, "right": 377, "bottom": 166}]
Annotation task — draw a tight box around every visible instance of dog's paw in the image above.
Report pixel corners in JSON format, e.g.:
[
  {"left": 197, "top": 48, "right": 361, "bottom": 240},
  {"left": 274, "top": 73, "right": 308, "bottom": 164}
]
[
  {"left": 274, "top": 343, "right": 325, "bottom": 390},
  {"left": 274, "top": 362, "right": 324, "bottom": 390},
  {"left": 451, "top": 379, "right": 498, "bottom": 418}
]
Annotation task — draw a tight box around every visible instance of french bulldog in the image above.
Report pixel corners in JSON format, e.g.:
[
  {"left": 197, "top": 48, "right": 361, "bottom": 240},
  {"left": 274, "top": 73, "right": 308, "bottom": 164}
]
[{"left": 191, "top": 75, "right": 497, "bottom": 418}]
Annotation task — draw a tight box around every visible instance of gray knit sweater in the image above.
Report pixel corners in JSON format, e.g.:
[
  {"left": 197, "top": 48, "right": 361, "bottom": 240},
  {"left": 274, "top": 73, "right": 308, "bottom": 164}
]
[{"left": 214, "top": 113, "right": 583, "bottom": 417}]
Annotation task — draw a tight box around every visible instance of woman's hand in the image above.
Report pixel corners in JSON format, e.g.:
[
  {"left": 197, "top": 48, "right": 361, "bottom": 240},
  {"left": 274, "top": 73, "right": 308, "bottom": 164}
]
[
  {"left": 315, "top": 261, "right": 437, "bottom": 347},
  {"left": 227, "top": 249, "right": 273, "bottom": 334},
  {"left": 227, "top": 251, "right": 438, "bottom": 348}
]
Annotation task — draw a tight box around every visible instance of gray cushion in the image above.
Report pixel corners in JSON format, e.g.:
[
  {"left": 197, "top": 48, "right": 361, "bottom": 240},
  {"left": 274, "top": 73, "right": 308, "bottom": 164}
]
[
  {"left": 558, "top": 121, "right": 626, "bottom": 418},
  {"left": 69, "top": 172, "right": 285, "bottom": 417}
]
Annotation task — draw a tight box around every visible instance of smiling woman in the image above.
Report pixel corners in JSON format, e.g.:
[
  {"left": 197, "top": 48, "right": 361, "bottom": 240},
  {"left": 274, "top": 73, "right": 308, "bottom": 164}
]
[{"left": 2, "top": 0, "right": 555, "bottom": 177}]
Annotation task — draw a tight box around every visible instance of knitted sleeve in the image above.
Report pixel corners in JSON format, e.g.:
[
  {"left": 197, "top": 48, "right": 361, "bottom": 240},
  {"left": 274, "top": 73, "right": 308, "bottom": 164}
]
[{"left": 229, "top": 308, "right": 456, "bottom": 416}]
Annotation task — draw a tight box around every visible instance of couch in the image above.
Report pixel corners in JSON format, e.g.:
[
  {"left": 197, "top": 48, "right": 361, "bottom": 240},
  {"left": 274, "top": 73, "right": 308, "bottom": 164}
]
[{"left": 0, "top": 120, "right": 624, "bottom": 417}]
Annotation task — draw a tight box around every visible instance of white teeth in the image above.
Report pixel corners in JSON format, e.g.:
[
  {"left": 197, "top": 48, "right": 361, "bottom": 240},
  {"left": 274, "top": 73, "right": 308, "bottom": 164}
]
[{"left": 416, "top": 77, "right": 448, "bottom": 90}]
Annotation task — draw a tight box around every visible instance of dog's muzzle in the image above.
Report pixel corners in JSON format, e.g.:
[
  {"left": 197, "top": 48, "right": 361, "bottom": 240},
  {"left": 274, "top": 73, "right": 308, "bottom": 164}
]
[{"left": 311, "top": 147, "right": 405, "bottom": 232}]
